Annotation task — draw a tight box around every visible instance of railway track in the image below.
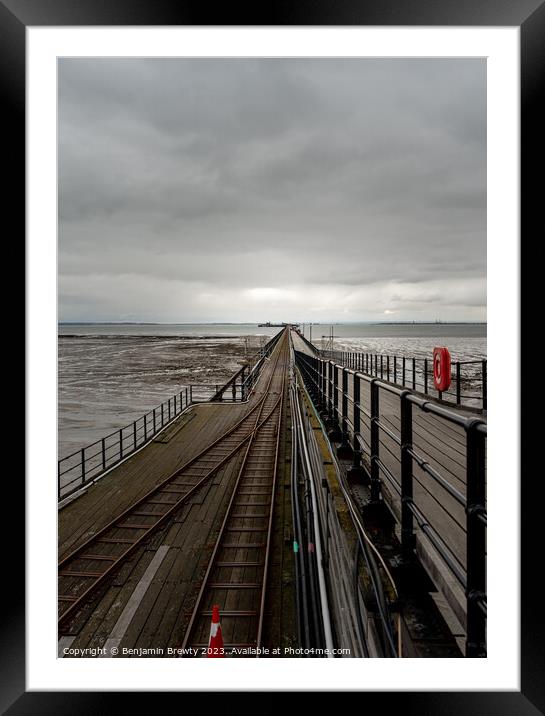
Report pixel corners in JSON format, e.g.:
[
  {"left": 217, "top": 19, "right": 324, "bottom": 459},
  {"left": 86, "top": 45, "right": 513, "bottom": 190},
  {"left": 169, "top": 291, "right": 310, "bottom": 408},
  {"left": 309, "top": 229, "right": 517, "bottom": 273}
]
[
  {"left": 179, "top": 332, "right": 288, "bottom": 655},
  {"left": 58, "top": 329, "right": 289, "bottom": 633}
]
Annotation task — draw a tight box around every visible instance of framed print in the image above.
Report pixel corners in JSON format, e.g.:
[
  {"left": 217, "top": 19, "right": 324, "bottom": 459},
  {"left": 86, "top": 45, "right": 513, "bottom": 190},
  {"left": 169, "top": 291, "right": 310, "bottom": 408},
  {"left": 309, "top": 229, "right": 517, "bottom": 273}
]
[{"left": 5, "top": 0, "right": 542, "bottom": 709}]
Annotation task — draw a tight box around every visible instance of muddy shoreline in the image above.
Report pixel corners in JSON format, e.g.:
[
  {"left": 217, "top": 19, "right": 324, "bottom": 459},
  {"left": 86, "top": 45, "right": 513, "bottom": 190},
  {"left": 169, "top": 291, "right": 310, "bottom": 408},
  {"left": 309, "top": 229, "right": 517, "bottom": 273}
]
[{"left": 58, "top": 334, "right": 266, "bottom": 458}]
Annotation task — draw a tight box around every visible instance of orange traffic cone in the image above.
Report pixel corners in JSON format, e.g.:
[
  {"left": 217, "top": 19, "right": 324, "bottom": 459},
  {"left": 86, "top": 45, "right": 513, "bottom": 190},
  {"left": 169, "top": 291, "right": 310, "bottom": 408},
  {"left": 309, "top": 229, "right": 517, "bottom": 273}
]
[{"left": 207, "top": 604, "right": 224, "bottom": 657}]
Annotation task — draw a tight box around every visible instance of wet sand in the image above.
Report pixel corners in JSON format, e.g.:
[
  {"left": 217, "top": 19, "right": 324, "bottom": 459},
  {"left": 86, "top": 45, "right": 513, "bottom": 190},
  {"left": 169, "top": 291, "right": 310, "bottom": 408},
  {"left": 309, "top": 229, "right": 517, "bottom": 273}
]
[{"left": 58, "top": 334, "right": 267, "bottom": 458}]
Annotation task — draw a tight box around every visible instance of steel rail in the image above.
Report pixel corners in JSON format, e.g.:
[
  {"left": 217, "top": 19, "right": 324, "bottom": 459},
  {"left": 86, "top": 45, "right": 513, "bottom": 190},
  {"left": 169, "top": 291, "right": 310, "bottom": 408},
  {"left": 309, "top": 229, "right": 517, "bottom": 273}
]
[
  {"left": 58, "top": 332, "right": 288, "bottom": 632},
  {"left": 179, "top": 332, "right": 288, "bottom": 654},
  {"left": 255, "top": 342, "right": 287, "bottom": 651}
]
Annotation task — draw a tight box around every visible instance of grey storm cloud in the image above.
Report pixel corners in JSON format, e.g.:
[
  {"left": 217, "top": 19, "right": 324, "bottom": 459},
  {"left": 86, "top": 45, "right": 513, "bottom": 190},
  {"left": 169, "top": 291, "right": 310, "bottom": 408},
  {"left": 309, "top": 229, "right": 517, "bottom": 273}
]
[{"left": 58, "top": 58, "right": 486, "bottom": 322}]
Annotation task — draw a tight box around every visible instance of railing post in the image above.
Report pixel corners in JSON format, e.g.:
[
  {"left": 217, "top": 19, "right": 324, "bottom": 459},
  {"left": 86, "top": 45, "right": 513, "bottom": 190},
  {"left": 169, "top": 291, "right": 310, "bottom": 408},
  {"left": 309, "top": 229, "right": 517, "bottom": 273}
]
[
  {"left": 380, "top": 355, "right": 384, "bottom": 379},
  {"left": 133, "top": 420, "right": 137, "bottom": 450},
  {"left": 327, "top": 362, "right": 342, "bottom": 441},
  {"left": 102, "top": 437, "right": 106, "bottom": 470},
  {"left": 482, "top": 361, "right": 487, "bottom": 411},
  {"left": 333, "top": 364, "right": 339, "bottom": 425},
  {"left": 144, "top": 415, "right": 147, "bottom": 442},
  {"left": 153, "top": 408, "right": 156, "bottom": 434},
  {"left": 161, "top": 403, "right": 164, "bottom": 427},
  {"left": 400, "top": 392, "right": 415, "bottom": 556},
  {"left": 322, "top": 359, "right": 327, "bottom": 410},
  {"left": 412, "top": 358, "right": 416, "bottom": 390},
  {"left": 119, "top": 429, "right": 123, "bottom": 459},
  {"left": 386, "top": 355, "right": 390, "bottom": 382},
  {"left": 456, "top": 363, "right": 462, "bottom": 405},
  {"left": 81, "top": 448, "right": 85, "bottom": 485},
  {"left": 370, "top": 379, "right": 381, "bottom": 502},
  {"left": 402, "top": 356, "right": 406, "bottom": 385},
  {"left": 349, "top": 372, "right": 362, "bottom": 475},
  {"left": 466, "top": 421, "right": 487, "bottom": 657},
  {"left": 174, "top": 394, "right": 177, "bottom": 414},
  {"left": 320, "top": 359, "right": 325, "bottom": 409},
  {"left": 328, "top": 361, "right": 333, "bottom": 418},
  {"left": 424, "top": 358, "right": 428, "bottom": 394},
  {"left": 341, "top": 366, "right": 349, "bottom": 443},
  {"left": 393, "top": 356, "right": 397, "bottom": 383},
  {"left": 168, "top": 398, "right": 171, "bottom": 421}
]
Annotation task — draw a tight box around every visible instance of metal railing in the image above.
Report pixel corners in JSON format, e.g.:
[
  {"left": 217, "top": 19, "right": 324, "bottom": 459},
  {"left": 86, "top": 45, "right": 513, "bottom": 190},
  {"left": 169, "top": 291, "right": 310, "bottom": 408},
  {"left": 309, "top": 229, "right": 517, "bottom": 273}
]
[
  {"left": 319, "top": 349, "right": 487, "bottom": 412},
  {"left": 210, "top": 328, "right": 285, "bottom": 402},
  {"left": 58, "top": 386, "right": 201, "bottom": 502},
  {"left": 58, "top": 329, "right": 285, "bottom": 502},
  {"left": 295, "top": 350, "right": 487, "bottom": 658}
]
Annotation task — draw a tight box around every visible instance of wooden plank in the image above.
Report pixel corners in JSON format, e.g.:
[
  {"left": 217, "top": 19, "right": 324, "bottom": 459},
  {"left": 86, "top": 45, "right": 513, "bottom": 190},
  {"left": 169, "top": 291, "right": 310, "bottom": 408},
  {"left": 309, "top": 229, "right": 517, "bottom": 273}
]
[
  {"left": 59, "top": 400, "right": 252, "bottom": 559},
  {"left": 57, "top": 636, "right": 75, "bottom": 658},
  {"left": 59, "top": 334, "right": 295, "bottom": 656}
]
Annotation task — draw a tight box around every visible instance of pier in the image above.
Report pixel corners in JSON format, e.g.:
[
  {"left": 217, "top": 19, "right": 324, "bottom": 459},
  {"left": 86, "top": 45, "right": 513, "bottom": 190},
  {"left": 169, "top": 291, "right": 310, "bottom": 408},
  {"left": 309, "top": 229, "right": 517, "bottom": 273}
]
[{"left": 58, "top": 327, "right": 487, "bottom": 658}]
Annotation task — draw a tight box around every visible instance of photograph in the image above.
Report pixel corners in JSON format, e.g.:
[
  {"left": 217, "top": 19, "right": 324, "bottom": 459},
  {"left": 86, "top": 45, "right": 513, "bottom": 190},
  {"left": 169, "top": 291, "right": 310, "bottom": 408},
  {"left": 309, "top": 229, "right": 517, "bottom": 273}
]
[
  {"left": 56, "top": 57, "right": 488, "bottom": 659},
  {"left": 7, "top": 0, "right": 536, "bottom": 703}
]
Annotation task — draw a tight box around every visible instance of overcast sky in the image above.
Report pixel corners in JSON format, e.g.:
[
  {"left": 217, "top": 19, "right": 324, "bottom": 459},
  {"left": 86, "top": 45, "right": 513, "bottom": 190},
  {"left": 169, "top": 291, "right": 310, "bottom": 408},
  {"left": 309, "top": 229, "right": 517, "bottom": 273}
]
[{"left": 58, "top": 58, "right": 486, "bottom": 323}]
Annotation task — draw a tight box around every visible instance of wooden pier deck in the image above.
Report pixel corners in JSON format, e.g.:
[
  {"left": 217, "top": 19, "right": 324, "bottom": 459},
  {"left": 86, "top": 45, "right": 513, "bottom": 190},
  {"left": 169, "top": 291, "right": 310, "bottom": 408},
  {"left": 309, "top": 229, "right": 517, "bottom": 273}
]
[{"left": 58, "top": 331, "right": 296, "bottom": 656}]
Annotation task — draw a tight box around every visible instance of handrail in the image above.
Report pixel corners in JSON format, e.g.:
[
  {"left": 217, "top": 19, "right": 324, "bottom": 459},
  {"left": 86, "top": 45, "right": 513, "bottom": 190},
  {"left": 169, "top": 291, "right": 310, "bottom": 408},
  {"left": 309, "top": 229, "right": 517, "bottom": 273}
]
[
  {"left": 294, "top": 349, "right": 487, "bottom": 658},
  {"left": 303, "top": 342, "right": 486, "bottom": 411}
]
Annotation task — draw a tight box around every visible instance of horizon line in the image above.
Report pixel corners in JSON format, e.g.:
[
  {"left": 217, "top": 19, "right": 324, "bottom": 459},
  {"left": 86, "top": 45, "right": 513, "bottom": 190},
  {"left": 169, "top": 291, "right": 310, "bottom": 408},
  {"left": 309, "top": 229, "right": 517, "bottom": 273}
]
[{"left": 59, "top": 320, "right": 488, "bottom": 326}]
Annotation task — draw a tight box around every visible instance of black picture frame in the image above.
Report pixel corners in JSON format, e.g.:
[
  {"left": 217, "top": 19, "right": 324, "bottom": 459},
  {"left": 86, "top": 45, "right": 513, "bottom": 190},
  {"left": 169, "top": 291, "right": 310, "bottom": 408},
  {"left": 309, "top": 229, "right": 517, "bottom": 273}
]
[{"left": 6, "top": 0, "right": 542, "bottom": 710}]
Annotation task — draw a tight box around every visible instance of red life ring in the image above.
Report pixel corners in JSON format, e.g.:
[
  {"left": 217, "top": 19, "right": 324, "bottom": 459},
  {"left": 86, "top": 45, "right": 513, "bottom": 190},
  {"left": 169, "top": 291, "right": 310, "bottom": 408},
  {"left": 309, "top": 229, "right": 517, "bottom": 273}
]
[{"left": 433, "top": 347, "right": 451, "bottom": 392}]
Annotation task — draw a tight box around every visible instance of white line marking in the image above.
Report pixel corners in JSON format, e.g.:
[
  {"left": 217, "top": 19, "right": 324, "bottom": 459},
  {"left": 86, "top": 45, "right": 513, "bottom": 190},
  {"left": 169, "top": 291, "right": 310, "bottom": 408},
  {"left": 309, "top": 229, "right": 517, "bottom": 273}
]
[{"left": 100, "top": 545, "right": 170, "bottom": 657}]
